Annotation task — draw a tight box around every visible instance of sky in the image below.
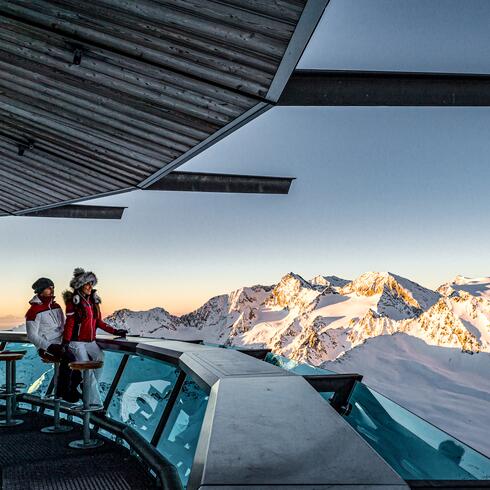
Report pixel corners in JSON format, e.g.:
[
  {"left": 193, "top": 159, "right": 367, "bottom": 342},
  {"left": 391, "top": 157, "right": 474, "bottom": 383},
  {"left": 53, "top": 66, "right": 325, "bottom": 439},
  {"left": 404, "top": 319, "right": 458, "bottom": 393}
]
[{"left": 2, "top": 0, "right": 490, "bottom": 327}]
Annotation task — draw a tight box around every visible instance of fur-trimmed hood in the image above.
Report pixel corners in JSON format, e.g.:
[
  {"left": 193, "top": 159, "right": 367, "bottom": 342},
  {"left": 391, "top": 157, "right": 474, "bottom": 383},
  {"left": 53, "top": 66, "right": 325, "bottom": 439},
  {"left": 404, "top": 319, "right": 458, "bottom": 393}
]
[
  {"left": 69, "top": 267, "right": 98, "bottom": 290},
  {"left": 62, "top": 289, "right": 101, "bottom": 305}
]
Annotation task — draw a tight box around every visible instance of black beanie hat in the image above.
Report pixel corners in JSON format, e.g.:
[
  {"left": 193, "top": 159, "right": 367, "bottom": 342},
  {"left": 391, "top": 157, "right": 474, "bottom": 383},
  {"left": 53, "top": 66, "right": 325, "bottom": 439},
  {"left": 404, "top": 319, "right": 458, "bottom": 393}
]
[{"left": 32, "top": 277, "right": 54, "bottom": 294}]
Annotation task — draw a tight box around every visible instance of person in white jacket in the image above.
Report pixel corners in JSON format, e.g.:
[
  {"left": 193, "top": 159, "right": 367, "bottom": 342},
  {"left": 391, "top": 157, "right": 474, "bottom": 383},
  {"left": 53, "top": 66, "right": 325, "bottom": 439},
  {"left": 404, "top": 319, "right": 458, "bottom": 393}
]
[{"left": 25, "top": 277, "right": 80, "bottom": 402}]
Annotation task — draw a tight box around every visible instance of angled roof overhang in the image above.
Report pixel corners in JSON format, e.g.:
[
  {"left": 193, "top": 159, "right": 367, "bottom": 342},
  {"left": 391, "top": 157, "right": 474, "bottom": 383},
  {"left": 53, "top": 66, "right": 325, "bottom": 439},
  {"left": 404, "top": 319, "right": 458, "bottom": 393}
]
[{"left": 0, "top": 0, "right": 329, "bottom": 217}]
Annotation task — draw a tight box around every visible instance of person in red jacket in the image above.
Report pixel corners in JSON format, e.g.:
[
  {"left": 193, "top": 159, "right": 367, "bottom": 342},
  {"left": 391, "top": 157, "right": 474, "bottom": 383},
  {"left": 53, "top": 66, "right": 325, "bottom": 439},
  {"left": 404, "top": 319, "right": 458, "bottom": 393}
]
[{"left": 63, "top": 268, "right": 127, "bottom": 406}]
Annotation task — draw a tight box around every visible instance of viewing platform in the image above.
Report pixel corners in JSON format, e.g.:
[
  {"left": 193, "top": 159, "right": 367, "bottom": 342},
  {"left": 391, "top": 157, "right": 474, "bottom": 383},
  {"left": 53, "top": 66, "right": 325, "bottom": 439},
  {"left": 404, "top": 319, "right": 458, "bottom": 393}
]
[{"left": 0, "top": 332, "right": 488, "bottom": 490}]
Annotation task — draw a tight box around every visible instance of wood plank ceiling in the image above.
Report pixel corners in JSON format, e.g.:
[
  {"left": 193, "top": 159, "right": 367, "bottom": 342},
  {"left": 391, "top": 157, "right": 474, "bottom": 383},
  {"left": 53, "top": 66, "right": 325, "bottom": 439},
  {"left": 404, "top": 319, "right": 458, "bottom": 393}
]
[{"left": 0, "top": 0, "right": 326, "bottom": 216}]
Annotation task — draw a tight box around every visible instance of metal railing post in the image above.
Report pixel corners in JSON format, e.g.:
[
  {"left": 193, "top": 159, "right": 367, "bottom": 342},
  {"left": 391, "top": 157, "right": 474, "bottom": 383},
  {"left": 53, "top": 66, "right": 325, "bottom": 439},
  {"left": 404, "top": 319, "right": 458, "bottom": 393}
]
[{"left": 150, "top": 370, "right": 186, "bottom": 447}]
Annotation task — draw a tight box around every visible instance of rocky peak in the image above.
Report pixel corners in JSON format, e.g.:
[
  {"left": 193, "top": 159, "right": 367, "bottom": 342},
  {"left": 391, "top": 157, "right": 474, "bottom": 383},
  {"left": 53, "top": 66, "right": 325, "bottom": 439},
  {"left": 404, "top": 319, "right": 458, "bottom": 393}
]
[
  {"left": 342, "top": 271, "right": 440, "bottom": 311},
  {"left": 265, "top": 272, "right": 322, "bottom": 310},
  {"left": 310, "top": 275, "right": 350, "bottom": 290}
]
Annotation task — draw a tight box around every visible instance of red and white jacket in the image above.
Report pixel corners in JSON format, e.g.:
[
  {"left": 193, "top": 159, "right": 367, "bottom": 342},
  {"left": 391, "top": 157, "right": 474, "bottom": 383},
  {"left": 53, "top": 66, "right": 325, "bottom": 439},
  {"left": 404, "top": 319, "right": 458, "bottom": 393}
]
[
  {"left": 25, "top": 295, "right": 65, "bottom": 351},
  {"left": 63, "top": 291, "right": 116, "bottom": 343}
]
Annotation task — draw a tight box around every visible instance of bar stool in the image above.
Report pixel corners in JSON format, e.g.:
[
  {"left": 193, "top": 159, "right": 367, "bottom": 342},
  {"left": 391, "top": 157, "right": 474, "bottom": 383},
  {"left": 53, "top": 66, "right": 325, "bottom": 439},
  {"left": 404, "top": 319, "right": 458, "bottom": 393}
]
[
  {"left": 0, "top": 351, "right": 25, "bottom": 427},
  {"left": 39, "top": 351, "right": 72, "bottom": 434},
  {"left": 68, "top": 360, "right": 104, "bottom": 449},
  {"left": 11, "top": 350, "right": 28, "bottom": 415},
  {"left": 0, "top": 350, "right": 28, "bottom": 416}
]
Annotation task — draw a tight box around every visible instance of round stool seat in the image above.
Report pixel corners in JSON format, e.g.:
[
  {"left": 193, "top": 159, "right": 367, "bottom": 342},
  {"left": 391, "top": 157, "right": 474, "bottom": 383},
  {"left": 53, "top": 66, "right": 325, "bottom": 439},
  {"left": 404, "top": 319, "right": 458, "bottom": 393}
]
[
  {"left": 69, "top": 361, "right": 103, "bottom": 371},
  {"left": 0, "top": 353, "right": 24, "bottom": 362}
]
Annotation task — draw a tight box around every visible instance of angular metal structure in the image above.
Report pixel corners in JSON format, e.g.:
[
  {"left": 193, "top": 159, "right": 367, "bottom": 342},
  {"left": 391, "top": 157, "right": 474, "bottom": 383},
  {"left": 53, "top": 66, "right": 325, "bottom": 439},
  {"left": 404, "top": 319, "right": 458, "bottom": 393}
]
[
  {"left": 279, "top": 69, "right": 490, "bottom": 106},
  {"left": 22, "top": 204, "right": 126, "bottom": 219},
  {"left": 147, "top": 171, "right": 294, "bottom": 194},
  {"left": 0, "top": 0, "right": 329, "bottom": 217}
]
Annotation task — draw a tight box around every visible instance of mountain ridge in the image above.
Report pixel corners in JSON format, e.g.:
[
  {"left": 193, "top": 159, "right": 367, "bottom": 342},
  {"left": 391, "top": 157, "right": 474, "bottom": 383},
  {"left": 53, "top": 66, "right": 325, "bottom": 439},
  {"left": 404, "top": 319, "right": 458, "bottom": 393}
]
[{"left": 105, "top": 271, "right": 489, "bottom": 359}]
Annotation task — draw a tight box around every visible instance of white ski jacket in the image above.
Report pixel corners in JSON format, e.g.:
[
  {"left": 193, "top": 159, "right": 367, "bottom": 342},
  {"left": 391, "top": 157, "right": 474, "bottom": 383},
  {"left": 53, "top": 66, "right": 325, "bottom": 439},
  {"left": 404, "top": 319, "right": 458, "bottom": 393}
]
[{"left": 25, "top": 295, "right": 65, "bottom": 351}]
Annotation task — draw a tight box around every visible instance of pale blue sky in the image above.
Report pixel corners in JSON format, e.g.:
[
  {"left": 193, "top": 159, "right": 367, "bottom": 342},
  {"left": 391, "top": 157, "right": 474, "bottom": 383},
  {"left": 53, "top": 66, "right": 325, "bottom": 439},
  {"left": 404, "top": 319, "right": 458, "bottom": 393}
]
[{"left": 2, "top": 0, "right": 490, "bottom": 325}]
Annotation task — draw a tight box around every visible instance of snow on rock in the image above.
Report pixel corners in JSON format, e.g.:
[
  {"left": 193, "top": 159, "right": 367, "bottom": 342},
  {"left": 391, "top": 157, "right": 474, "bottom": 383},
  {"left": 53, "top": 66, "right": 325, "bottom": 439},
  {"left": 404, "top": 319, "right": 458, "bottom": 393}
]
[
  {"left": 323, "top": 333, "right": 490, "bottom": 456},
  {"left": 310, "top": 275, "right": 350, "bottom": 290},
  {"left": 341, "top": 271, "right": 441, "bottom": 318},
  {"left": 439, "top": 276, "right": 490, "bottom": 301},
  {"left": 106, "top": 271, "right": 488, "bottom": 361},
  {"left": 265, "top": 272, "right": 327, "bottom": 311}
]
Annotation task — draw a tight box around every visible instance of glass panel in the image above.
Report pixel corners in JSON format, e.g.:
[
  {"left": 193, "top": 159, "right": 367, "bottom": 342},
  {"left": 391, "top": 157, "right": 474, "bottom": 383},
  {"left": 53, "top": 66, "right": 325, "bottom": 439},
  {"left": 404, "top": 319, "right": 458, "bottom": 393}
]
[
  {"left": 106, "top": 355, "right": 180, "bottom": 442},
  {"left": 98, "top": 351, "right": 125, "bottom": 403},
  {"left": 265, "top": 352, "right": 336, "bottom": 375},
  {"left": 157, "top": 379, "right": 209, "bottom": 488},
  {"left": 344, "top": 382, "right": 490, "bottom": 480},
  {"left": 0, "top": 342, "right": 54, "bottom": 397}
]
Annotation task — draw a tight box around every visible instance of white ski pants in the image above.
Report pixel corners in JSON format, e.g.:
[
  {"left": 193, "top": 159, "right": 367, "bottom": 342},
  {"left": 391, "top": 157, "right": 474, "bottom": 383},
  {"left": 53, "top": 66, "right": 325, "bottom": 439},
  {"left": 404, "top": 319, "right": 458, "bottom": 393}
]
[{"left": 68, "top": 340, "right": 104, "bottom": 406}]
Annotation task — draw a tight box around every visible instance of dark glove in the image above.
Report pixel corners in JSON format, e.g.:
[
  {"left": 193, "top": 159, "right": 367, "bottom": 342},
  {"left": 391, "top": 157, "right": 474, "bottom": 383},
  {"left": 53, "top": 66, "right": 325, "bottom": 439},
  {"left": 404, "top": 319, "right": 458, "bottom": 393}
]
[
  {"left": 114, "top": 329, "right": 128, "bottom": 337},
  {"left": 47, "top": 343, "right": 63, "bottom": 358}
]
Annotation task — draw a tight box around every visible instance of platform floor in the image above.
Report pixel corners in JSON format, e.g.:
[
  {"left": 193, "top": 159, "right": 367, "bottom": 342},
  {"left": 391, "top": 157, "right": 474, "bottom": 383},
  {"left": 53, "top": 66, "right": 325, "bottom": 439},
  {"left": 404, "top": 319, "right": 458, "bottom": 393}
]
[{"left": 0, "top": 411, "right": 157, "bottom": 489}]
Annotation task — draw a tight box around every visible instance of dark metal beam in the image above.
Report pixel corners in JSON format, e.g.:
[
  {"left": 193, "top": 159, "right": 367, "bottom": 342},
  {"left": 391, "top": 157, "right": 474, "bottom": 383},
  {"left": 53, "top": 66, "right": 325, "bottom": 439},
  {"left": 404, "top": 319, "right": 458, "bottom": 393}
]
[
  {"left": 279, "top": 69, "right": 490, "bottom": 106},
  {"left": 146, "top": 171, "right": 294, "bottom": 194},
  {"left": 20, "top": 204, "right": 126, "bottom": 219}
]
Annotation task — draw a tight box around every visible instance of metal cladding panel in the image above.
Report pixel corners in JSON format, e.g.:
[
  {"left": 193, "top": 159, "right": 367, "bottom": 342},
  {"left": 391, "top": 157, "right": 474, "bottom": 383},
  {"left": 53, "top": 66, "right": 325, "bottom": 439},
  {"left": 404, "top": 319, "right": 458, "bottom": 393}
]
[{"left": 0, "top": 0, "right": 322, "bottom": 215}]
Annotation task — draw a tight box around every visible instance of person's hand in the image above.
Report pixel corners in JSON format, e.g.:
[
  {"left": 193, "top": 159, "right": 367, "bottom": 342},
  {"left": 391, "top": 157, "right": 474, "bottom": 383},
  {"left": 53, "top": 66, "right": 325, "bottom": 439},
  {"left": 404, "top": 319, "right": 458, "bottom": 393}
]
[
  {"left": 47, "top": 343, "right": 63, "bottom": 358},
  {"left": 114, "top": 329, "right": 128, "bottom": 337}
]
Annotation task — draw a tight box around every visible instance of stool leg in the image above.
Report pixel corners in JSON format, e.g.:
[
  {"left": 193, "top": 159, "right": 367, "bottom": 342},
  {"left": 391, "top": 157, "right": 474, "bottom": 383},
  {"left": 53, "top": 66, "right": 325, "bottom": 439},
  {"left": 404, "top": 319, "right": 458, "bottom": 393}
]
[
  {"left": 11, "top": 360, "right": 27, "bottom": 416},
  {"left": 82, "top": 369, "right": 90, "bottom": 443},
  {"left": 0, "top": 361, "right": 22, "bottom": 427},
  {"left": 68, "top": 369, "right": 103, "bottom": 449},
  {"left": 83, "top": 410, "right": 90, "bottom": 445},
  {"left": 6, "top": 361, "right": 12, "bottom": 423},
  {"left": 53, "top": 362, "right": 61, "bottom": 429},
  {"left": 41, "top": 363, "right": 72, "bottom": 434}
]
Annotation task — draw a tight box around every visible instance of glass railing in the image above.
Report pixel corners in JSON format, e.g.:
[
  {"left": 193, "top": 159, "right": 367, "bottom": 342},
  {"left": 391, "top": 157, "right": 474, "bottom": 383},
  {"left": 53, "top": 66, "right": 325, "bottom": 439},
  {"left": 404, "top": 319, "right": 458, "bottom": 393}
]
[
  {"left": 265, "top": 352, "right": 337, "bottom": 375},
  {"left": 106, "top": 354, "right": 180, "bottom": 443},
  {"left": 1, "top": 341, "right": 209, "bottom": 489},
  {"left": 343, "top": 382, "right": 490, "bottom": 481},
  {"left": 98, "top": 350, "right": 126, "bottom": 404},
  {"left": 157, "top": 378, "right": 209, "bottom": 487},
  {"left": 267, "top": 352, "right": 490, "bottom": 482}
]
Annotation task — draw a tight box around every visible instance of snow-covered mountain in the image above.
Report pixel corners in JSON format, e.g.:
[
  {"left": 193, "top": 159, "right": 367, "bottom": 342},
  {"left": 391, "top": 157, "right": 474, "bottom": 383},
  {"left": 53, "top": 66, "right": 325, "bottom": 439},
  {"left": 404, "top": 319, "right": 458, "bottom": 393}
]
[
  {"left": 105, "top": 272, "right": 490, "bottom": 455},
  {"left": 106, "top": 271, "right": 489, "bottom": 361}
]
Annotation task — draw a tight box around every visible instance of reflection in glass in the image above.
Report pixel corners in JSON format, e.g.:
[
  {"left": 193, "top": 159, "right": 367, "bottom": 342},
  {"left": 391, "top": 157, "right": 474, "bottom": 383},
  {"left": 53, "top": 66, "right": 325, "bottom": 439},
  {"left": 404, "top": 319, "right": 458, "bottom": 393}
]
[
  {"left": 265, "top": 352, "right": 336, "bottom": 375},
  {"left": 344, "top": 382, "right": 490, "bottom": 480},
  {"left": 157, "top": 379, "right": 209, "bottom": 487},
  {"left": 107, "top": 355, "right": 180, "bottom": 442},
  {"left": 98, "top": 351, "right": 125, "bottom": 403}
]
